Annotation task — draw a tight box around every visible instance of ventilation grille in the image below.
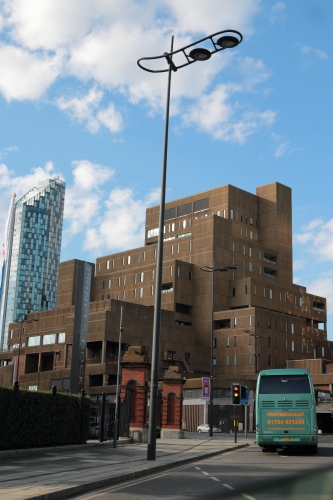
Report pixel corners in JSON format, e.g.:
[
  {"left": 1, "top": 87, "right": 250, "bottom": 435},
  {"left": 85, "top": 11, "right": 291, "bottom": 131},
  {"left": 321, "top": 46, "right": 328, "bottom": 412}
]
[
  {"left": 262, "top": 401, "right": 275, "bottom": 408},
  {"left": 193, "top": 197, "right": 209, "bottom": 213},
  {"left": 51, "top": 379, "right": 61, "bottom": 390},
  {"left": 296, "top": 400, "right": 310, "bottom": 408},
  {"left": 278, "top": 400, "right": 293, "bottom": 408},
  {"left": 164, "top": 207, "right": 176, "bottom": 220},
  {"left": 178, "top": 203, "right": 192, "bottom": 217}
]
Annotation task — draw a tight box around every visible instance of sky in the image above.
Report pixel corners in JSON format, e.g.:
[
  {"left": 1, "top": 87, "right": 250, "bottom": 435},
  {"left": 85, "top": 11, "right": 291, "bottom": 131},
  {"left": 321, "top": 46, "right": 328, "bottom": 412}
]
[{"left": 0, "top": 0, "right": 332, "bottom": 337}]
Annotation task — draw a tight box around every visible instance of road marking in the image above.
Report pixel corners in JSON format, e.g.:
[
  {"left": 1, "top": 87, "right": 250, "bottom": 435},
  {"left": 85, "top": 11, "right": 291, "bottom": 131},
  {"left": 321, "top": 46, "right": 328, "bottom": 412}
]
[
  {"left": 195, "top": 466, "right": 201, "bottom": 470},
  {"left": 223, "top": 484, "right": 235, "bottom": 490},
  {"left": 211, "top": 477, "right": 220, "bottom": 481},
  {"left": 242, "top": 494, "right": 257, "bottom": 500},
  {"left": 202, "top": 471, "right": 209, "bottom": 475}
]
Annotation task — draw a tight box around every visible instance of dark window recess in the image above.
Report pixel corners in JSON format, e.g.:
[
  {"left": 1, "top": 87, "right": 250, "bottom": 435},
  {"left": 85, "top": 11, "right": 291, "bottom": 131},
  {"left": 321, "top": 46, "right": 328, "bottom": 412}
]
[
  {"left": 232, "top": 287, "right": 236, "bottom": 297},
  {"left": 89, "top": 374, "right": 103, "bottom": 387},
  {"left": 175, "top": 321, "right": 192, "bottom": 326},
  {"left": 62, "top": 378, "right": 70, "bottom": 391},
  {"left": 178, "top": 202, "right": 192, "bottom": 217},
  {"left": 313, "top": 301, "right": 325, "bottom": 312},
  {"left": 185, "top": 352, "right": 191, "bottom": 364},
  {"left": 264, "top": 253, "right": 277, "bottom": 264},
  {"left": 220, "top": 319, "right": 231, "bottom": 329},
  {"left": 259, "top": 375, "right": 310, "bottom": 394},
  {"left": 41, "top": 353, "right": 54, "bottom": 372},
  {"left": 193, "top": 197, "right": 209, "bottom": 213},
  {"left": 162, "top": 282, "right": 173, "bottom": 291},
  {"left": 176, "top": 303, "right": 192, "bottom": 314},
  {"left": 306, "top": 318, "right": 311, "bottom": 327},
  {"left": 264, "top": 267, "right": 277, "bottom": 278},
  {"left": 164, "top": 207, "right": 176, "bottom": 220}
]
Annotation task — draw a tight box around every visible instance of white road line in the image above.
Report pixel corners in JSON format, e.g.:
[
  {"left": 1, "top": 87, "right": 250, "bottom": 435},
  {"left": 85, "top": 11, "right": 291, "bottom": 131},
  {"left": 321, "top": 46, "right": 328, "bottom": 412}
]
[
  {"left": 242, "top": 494, "right": 257, "bottom": 500},
  {"left": 202, "top": 471, "right": 209, "bottom": 475},
  {"left": 223, "top": 484, "right": 235, "bottom": 490},
  {"left": 211, "top": 477, "right": 220, "bottom": 482},
  {"left": 195, "top": 467, "right": 201, "bottom": 470}
]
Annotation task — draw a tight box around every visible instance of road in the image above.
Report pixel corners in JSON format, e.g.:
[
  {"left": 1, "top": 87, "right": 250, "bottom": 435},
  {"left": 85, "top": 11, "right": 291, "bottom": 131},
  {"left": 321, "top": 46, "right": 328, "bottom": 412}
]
[{"left": 73, "top": 436, "right": 333, "bottom": 500}]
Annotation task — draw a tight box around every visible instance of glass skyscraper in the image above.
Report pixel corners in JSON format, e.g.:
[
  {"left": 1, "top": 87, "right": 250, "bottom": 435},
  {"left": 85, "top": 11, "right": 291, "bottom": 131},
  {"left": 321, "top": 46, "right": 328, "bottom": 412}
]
[{"left": 0, "top": 178, "right": 65, "bottom": 350}]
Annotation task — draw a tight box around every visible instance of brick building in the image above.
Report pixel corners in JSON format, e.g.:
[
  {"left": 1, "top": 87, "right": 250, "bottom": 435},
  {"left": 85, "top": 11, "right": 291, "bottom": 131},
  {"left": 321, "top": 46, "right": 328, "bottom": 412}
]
[{"left": 0, "top": 182, "right": 331, "bottom": 399}]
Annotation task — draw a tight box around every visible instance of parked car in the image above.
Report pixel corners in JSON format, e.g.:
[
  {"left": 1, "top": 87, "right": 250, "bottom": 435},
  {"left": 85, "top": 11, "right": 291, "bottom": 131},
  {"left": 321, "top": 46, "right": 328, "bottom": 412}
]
[{"left": 197, "top": 424, "right": 221, "bottom": 433}]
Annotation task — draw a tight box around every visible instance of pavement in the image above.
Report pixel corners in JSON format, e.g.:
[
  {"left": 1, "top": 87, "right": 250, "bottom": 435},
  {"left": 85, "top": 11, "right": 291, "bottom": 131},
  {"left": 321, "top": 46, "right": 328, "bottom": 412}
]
[{"left": 0, "top": 433, "right": 252, "bottom": 500}]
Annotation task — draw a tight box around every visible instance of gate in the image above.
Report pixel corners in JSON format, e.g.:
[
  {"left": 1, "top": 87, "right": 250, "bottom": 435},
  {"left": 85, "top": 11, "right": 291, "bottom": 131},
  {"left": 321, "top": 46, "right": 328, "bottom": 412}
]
[{"left": 119, "top": 384, "right": 132, "bottom": 437}]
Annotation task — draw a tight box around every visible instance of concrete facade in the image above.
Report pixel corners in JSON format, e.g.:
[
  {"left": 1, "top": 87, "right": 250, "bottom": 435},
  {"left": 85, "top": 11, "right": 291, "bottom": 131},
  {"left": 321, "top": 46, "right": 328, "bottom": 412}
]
[{"left": 0, "top": 182, "right": 331, "bottom": 398}]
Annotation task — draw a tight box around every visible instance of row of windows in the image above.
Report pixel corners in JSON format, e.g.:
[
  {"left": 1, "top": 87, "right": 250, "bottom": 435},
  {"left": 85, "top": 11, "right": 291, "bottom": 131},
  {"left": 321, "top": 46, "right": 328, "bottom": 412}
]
[
  {"left": 100, "top": 267, "right": 192, "bottom": 290},
  {"left": 230, "top": 210, "right": 257, "bottom": 226},
  {"left": 12, "top": 332, "right": 66, "bottom": 348},
  {"left": 147, "top": 219, "right": 192, "bottom": 239}
]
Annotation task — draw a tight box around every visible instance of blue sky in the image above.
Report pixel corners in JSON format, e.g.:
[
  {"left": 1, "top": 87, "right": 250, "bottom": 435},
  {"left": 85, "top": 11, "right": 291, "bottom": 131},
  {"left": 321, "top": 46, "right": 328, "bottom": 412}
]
[{"left": 0, "top": 1, "right": 332, "bottom": 336}]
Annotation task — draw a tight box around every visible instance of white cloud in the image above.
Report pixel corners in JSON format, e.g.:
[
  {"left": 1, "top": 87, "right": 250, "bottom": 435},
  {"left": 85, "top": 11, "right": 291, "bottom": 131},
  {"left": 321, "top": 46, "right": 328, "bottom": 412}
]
[
  {"left": 63, "top": 160, "right": 115, "bottom": 236},
  {"left": 0, "top": 0, "right": 271, "bottom": 143},
  {"left": 56, "top": 88, "right": 123, "bottom": 133},
  {"left": 84, "top": 187, "right": 160, "bottom": 253},
  {"left": 275, "top": 141, "right": 289, "bottom": 158},
  {"left": 183, "top": 81, "right": 275, "bottom": 143},
  {"left": 269, "top": 2, "right": 287, "bottom": 24},
  {"left": 0, "top": 44, "right": 63, "bottom": 101},
  {"left": 297, "top": 43, "right": 329, "bottom": 60},
  {"left": 294, "top": 219, "right": 333, "bottom": 262},
  {"left": 306, "top": 278, "right": 333, "bottom": 314}
]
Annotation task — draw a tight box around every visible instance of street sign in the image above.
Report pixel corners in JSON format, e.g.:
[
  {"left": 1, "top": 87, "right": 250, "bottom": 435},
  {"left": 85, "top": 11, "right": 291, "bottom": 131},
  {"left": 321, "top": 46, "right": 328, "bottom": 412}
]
[
  {"left": 202, "top": 377, "right": 210, "bottom": 399},
  {"left": 241, "top": 386, "right": 249, "bottom": 405}
]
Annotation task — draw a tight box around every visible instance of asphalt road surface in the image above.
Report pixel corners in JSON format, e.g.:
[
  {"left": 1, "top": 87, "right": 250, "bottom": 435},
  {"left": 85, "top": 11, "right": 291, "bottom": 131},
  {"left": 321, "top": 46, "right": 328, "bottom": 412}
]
[{"left": 73, "top": 436, "right": 333, "bottom": 500}]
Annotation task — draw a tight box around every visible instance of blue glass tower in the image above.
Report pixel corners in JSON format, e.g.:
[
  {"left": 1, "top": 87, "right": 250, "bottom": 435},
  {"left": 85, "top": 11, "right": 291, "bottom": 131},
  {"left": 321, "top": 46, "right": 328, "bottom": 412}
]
[{"left": 0, "top": 178, "right": 65, "bottom": 350}]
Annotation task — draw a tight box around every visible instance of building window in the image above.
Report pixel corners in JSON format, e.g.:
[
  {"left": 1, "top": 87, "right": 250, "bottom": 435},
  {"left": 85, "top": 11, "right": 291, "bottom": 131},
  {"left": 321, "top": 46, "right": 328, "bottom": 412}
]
[
  {"left": 154, "top": 249, "right": 157, "bottom": 258},
  {"left": 269, "top": 289, "right": 273, "bottom": 299},
  {"left": 244, "top": 260, "right": 246, "bottom": 270},
  {"left": 286, "top": 340, "right": 288, "bottom": 350},
  {"left": 189, "top": 241, "right": 192, "bottom": 251},
  {"left": 232, "top": 287, "right": 236, "bottom": 297},
  {"left": 118, "top": 277, "right": 121, "bottom": 286},
  {"left": 123, "top": 276, "right": 126, "bottom": 285},
  {"left": 248, "top": 353, "right": 252, "bottom": 365},
  {"left": 234, "top": 318, "right": 237, "bottom": 328},
  {"left": 249, "top": 262, "right": 252, "bottom": 272},
  {"left": 139, "top": 288, "right": 143, "bottom": 298},
  {"left": 264, "top": 288, "right": 266, "bottom": 298},
  {"left": 240, "top": 228, "right": 243, "bottom": 236},
  {"left": 123, "top": 291, "right": 126, "bottom": 299},
  {"left": 250, "top": 217, "right": 253, "bottom": 226},
  {"left": 286, "top": 322, "right": 288, "bottom": 333},
  {"left": 170, "top": 266, "right": 173, "bottom": 276},
  {"left": 152, "top": 270, "right": 155, "bottom": 280},
  {"left": 140, "top": 272, "right": 144, "bottom": 282},
  {"left": 226, "top": 337, "right": 230, "bottom": 347},
  {"left": 234, "top": 336, "right": 237, "bottom": 347},
  {"left": 291, "top": 341, "right": 294, "bottom": 352},
  {"left": 230, "top": 210, "right": 234, "bottom": 219},
  {"left": 245, "top": 285, "right": 247, "bottom": 295},
  {"left": 213, "top": 356, "right": 217, "bottom": 366},
  {"left": 244, "top": 245, "right": 246, "bottom": 255},
  {"left": 226, "top": 355, "right": 229, "bottom": 366},
  {"left": 127, "top": 255, "right": 131, "bottom": 265},
  {"left": 250, "top": 231, "right": 253, "bottom": 239},
  {"left": 122, "top": 257, "right": 125, "bottom": 266},
  {"left": 134, "top": 289, "right": 137, "bottom": 298},
  {"left": 284, "top": 293, "right": 287, "bottom": 302},
  {"left": 117, "top": 292, "right": 120, "bottom": 300},
  {"left": 249, "top": 316, "right": 252, "bottom": 327},
  {"left": 234, "top": 354, "right": 237, "bottom": 366},
  {"left": 98, "top": 262, "right": 100, "bottom": 271},
  {"left": 213, "top": 338, "right": 217, "bottom": 348},
  {"left": 291, "top": 324, "right": 295, "bottom": 334},
  {"left": 322, "top": 347, "right": 325, "bottom": 357},
  {"left": 106, "top": 260, "right": 110, "bottom": 269},
  {"left": 108, "top": 279, "right": 111, "bottom": 289},
  {"left": 151, "top": 285, "right": 154, "bottom": 295},
  {"left": 268, "top": 337, "right": 271, "bottom": 348},
  {"left": 300, "top": 297, "right": 303, "bottom": 307},
  {"left": 232, "top": 242, "right": 235, "bottom": 252},
  {"left": 268, "top": 318, "right": 271, "bottom": 329},
  {"left": 279, "top": 291, "right": 282, "bottom": 301}
]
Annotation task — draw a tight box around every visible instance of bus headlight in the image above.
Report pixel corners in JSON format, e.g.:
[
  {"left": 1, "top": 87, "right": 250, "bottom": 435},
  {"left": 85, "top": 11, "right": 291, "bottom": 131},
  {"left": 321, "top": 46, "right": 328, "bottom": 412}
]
[{"left": 313, "top": 424, "right": 317, "bottom": 433}]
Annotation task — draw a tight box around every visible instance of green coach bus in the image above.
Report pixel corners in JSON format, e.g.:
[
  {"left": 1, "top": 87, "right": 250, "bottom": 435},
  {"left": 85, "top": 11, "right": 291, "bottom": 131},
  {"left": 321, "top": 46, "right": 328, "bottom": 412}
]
[{"left": 256, "top": 369, "right": 318, "bottom": 453}]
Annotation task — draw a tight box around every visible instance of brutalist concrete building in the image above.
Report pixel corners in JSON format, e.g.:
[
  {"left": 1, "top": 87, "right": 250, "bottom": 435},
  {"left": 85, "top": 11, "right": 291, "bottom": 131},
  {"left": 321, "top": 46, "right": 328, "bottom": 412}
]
[{"left": 1, "top": 182, "right": 331, "bottom": 404}]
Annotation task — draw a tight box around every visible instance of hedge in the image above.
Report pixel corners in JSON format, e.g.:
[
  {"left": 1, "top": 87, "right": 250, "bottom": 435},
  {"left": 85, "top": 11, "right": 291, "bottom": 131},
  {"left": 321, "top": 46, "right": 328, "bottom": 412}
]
[{"left": 0, "top": 386, "right": 91, "bottom": 450}]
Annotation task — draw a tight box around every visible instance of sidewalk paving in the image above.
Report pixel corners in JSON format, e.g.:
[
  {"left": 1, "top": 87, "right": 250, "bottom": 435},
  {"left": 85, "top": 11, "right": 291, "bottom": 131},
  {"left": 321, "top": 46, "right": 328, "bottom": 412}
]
[{"left": 0, "top": 434, "right": 252, "bottom": 500}]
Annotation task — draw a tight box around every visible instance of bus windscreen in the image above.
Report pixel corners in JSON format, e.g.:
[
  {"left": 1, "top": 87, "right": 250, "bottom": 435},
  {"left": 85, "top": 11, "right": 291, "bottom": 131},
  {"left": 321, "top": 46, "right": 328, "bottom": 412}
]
[{"left": 259, "top": 375, "right": 310, "bottom": 394}]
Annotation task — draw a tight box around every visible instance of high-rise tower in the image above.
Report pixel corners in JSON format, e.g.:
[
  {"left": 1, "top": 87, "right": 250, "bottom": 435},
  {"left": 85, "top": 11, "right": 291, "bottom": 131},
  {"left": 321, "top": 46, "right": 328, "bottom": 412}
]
[{"left": 0, "top": 178, "right": 65, "bottom": 349}]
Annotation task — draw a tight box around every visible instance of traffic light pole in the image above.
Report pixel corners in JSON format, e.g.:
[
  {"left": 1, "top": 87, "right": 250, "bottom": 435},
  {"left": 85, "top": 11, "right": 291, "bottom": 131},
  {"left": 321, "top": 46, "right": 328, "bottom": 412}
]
[{"left": 234, "top": 405, "right": 237, "bottom": 443}]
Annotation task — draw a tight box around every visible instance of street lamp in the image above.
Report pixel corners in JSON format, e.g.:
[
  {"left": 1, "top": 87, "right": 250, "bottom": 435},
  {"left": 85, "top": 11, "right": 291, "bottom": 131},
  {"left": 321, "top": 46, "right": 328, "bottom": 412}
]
[
  {"left": 15, "top": 318, "right": 39, "bottom": 384},
  {"left": 138, "top": 30, "right": 242, "bottom": 461},
  {"left": 200, "top": 264, "right": 237, "bottom": 437},
  {"left": 243, "top": 329, "right": 264, "bottom": 374}
]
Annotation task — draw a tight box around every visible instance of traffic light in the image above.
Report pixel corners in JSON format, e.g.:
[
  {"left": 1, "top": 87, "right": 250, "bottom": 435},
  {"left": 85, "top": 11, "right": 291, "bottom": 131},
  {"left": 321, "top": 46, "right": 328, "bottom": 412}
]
[{"left": 232, "top": 383, "right": 240, "bottom": 404}]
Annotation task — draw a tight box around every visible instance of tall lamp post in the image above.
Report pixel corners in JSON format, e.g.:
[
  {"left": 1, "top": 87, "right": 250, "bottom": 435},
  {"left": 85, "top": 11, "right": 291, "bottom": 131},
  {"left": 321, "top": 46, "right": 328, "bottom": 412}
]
[
  {"left": 138, "top": 30, "right": 242, "bottom": 461},
  {"left": 243, "top": 329, "right": 264, "bottom": 374},
  {"left": 201, "top": 264, "right": 237, "bottom": 437},
  {"left": 15, "top": 318, "right": 39, "bottom": 384}
]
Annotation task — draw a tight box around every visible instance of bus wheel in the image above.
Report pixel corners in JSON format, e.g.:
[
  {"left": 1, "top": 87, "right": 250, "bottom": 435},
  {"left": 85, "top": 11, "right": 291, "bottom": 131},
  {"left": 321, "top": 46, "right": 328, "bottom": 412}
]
[{"left": 262, "top": 447, "right": 269, "bottom": 452}]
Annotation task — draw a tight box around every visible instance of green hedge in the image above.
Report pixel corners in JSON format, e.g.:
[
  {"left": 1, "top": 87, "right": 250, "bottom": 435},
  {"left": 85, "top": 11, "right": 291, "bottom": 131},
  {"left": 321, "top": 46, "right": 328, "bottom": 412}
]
[{"left": 0, "top": 386, "right": 91, "bottom": 450}]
